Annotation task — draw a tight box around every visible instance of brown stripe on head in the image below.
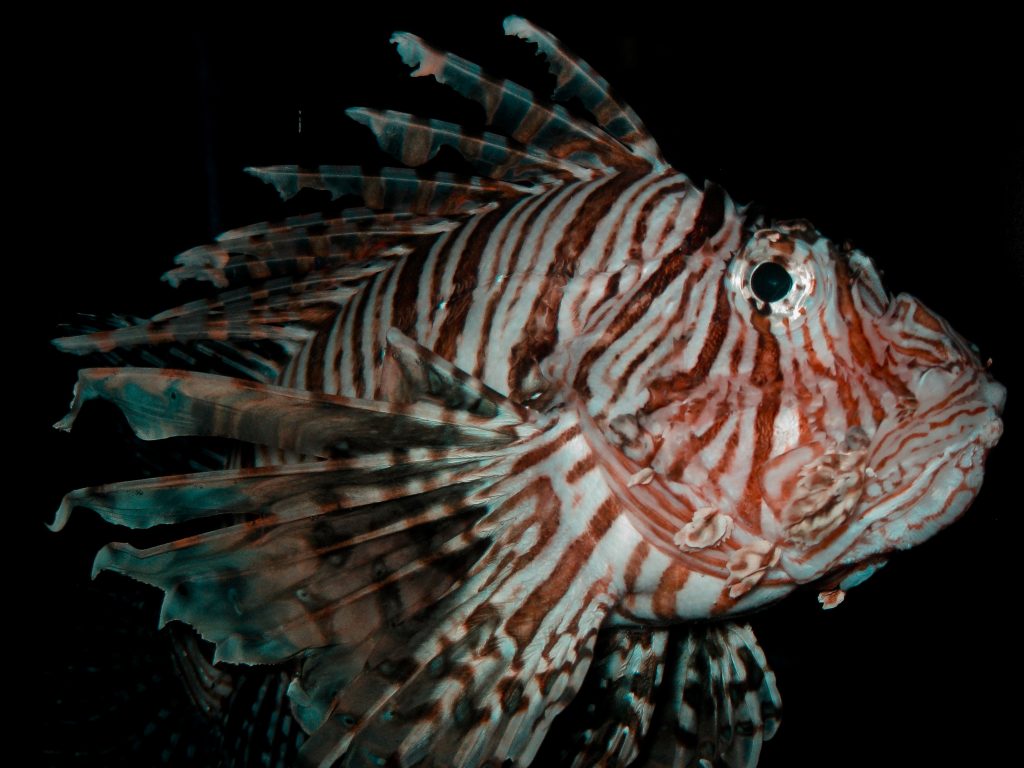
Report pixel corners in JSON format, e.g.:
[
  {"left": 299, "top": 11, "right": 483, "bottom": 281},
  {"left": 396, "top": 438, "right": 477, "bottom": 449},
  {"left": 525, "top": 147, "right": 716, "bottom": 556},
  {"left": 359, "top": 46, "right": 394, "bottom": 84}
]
[{"left": 733, "top": 312, "right": 783, "bottom": 532}]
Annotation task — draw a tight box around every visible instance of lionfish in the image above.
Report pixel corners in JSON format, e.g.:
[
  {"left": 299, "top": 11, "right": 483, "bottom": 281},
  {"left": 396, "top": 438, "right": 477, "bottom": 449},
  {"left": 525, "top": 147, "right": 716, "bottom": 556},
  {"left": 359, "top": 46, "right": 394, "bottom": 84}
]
[{"left": 50, "top": 16, "right": 1005, "bottom": 768}]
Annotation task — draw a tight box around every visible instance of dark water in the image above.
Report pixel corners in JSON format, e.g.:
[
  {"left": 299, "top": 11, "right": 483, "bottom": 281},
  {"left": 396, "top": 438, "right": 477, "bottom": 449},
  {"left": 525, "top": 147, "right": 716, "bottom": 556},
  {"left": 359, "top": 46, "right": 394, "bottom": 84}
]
[{"left": 36, "top": 7, "right": 1021, "bottom": 767}]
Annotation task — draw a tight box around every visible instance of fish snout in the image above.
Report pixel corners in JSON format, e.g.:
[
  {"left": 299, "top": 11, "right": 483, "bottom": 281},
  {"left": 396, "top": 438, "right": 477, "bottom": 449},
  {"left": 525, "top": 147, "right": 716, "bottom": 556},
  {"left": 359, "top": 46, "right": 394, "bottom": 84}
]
[{"left": 887, "top": 293, "right": 982, "bottom": 372}]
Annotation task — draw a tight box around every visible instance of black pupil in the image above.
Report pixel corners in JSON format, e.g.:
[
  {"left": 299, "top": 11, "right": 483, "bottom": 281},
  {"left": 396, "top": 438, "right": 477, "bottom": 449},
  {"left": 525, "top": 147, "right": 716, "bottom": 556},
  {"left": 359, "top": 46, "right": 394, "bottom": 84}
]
[{"left": 750, "top": 262, "right": 793, "bottom": 303}]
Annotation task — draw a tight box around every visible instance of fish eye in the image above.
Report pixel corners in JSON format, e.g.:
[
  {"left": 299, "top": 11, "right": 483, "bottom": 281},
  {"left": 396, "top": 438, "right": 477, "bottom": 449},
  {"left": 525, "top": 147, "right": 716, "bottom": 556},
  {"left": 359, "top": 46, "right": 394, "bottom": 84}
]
[
  {"left": 727, "top": 232, "right": 822, "bottom": 328},
  {"left": 749, "top": 262, "right": 793, "bottom": 303}
]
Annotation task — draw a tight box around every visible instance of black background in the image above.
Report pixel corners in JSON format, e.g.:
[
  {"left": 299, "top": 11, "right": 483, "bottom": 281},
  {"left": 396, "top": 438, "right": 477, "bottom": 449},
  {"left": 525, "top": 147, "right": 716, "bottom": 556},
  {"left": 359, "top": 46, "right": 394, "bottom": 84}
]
[{"left": 34, "top": 6, "right": 1021, "bottom": 767}]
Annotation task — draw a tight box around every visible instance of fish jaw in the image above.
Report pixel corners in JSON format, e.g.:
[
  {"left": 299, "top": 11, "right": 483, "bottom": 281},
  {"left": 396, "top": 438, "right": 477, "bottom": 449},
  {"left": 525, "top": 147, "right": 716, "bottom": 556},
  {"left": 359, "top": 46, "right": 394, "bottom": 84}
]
[
  {"left": 772, "top": 304, "right": 1006, "bottom": 584},
  {"left": 830, "top": 367, "right": 1002, "bottom": 566}
]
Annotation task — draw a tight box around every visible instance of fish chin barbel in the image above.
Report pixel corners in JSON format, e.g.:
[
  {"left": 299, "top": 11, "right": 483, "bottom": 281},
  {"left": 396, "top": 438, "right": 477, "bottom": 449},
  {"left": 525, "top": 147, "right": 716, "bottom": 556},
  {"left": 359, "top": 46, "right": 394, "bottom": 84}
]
[{"left": 49, "top": 15, "right": 1005, "bottom": 768}]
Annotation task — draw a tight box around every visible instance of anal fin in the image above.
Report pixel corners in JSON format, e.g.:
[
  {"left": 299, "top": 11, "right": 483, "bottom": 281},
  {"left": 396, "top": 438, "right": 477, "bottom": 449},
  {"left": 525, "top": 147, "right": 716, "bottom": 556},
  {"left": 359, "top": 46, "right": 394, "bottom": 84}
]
[{"left": 649, "top": 623, "right": 782, "bottom": 768}]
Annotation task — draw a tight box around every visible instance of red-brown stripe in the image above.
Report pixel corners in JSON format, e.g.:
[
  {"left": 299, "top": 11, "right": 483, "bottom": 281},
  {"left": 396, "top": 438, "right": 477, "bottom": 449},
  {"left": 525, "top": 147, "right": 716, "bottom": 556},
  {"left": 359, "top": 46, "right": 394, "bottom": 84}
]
[
  {"left": 505, "top": 496, "right": 618, "bottom": 651},
  {"left": 391, "top": 240, "right": 432, "bottom": 336},
  {"left": 508, "top": 175, "right": 639, "bottom": 395},
  {"left": 510, "top": 424, "right": 582, "bottom": 476},
  {"left": 651, "top": 562, "right": 689, "bottom": 619},
  {"left": 645, "top": 274, "right": 730, "bottom": 411},
  {"left": 566, "top": 453, "right": 597, "bottom": 484},
  {"left": 737, "top": 312, "right": 782, "bottom": 530},
  {"left": 574, "top": 184, "right": 725, "bottom": 396},
  {"left": 434, "top": 203, "right": 509, "bottom": 362},
  {"left": 623, "top": 540, "right": 650, "bottom": 594}
]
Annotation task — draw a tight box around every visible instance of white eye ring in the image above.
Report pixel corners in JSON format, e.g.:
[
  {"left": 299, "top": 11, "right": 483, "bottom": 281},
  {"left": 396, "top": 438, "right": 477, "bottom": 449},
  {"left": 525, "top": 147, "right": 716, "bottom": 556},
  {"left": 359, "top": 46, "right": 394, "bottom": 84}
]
[{"left": 727, "top": 229, "right": 823, "bottom": 328}]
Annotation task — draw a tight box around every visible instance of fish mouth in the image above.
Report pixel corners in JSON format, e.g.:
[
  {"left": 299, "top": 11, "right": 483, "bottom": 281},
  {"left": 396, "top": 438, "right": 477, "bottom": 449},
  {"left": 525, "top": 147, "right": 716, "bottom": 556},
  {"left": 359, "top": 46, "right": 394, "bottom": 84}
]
[
  {"left": 852, "top": 366, "right": 1004, "bottom": 550},
  {"left": 778, "top": 365, "right": 1004, "bottom": 583}
]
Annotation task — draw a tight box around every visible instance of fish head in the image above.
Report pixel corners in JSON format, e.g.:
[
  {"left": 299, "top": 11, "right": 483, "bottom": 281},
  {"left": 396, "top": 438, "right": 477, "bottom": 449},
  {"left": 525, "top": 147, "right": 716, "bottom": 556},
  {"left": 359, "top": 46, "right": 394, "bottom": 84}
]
[
  {"left": 613, "top": 218, "right": 1004, "bottom": 602},
  {"left": 737, "top": 222, "right": 1005, "bottom": 585}
]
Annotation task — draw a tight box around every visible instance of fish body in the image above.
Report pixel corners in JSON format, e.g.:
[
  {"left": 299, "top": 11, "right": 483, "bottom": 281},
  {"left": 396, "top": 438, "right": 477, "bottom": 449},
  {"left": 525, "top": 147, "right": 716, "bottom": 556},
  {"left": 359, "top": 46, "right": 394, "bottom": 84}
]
[{"left": 49, "top": 15, "right": 1007, "bottom": 768}]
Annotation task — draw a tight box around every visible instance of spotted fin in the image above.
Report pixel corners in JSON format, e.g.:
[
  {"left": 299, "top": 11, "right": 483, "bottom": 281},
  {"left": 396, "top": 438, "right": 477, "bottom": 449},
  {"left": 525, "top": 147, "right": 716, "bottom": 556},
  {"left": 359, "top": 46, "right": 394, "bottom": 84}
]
[{"left": 298, "top": 544, "right": 615, "bottom": 768}]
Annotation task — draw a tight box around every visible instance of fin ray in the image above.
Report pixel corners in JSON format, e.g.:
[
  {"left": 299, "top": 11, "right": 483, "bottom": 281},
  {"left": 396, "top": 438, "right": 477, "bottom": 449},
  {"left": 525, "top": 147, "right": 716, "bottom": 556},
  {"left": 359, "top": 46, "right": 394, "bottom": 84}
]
[
  {"left": 390, "top": 32, "right": 647, "bottom": 175},
  {"left": 647, "top": 623, "right": 782, "bottom": 768},
  {"left": 503, "top": 16, "right": 665, "bottom": 168},
  {"left": 347, "top": 107, "right": 591, "bottom": 183},
  {"left": 248, "top": 164, "right": 536, "bottom": 213}
]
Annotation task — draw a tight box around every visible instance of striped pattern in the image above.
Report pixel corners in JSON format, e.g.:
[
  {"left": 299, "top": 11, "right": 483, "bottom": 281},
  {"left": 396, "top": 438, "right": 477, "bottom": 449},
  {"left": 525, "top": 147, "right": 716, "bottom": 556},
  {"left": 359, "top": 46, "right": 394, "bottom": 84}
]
[{"left": 53, "top": 16, "right": 1003, "bottom": 768}]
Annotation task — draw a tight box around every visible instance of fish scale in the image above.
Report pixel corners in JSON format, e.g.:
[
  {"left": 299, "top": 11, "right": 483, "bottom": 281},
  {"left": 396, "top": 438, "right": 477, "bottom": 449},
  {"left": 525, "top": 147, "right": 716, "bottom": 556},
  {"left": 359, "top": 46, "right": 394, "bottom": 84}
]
[{"left": 50, "top": 15, "right": 1004, "bottom": 768}]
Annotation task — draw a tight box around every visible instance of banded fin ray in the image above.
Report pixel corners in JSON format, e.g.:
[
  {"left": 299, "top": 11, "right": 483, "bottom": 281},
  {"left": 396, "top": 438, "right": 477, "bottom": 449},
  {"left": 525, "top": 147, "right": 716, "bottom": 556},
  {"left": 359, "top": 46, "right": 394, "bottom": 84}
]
[
  {"left": 54, "top": 366, "right": 531, "bottom": 454},
  {"left": 381, "top": 326, "right": 530, "bottom": 422},
  {"left": 55, "top": 332, "right": 627, "bottom": 767},
  {"left": 247, "top": 164, "right": 535, "bottom": 214},
  {"left": 53, "top": 274, "right": 365, "bottom": 356},
  {"left": 503, "top": 15, "right": 666, "bottom": 169},
  {"left": 55, "top": 313, "right": 286, "bottom": 383},
  {"left": 55, "top": 209, "right": 453, "bottom": 359},
  {"left": 647, "top": 624, "right": 782, "bottom": 768},
  {"left": 167, "top": 209, "right": 454, "bottom": 288},
  {"left": 532, "top": 628, "right": 670, "bottom": 768},
  {"left": 50, "top": 453, "right": 501, "bottom": 533},
  {"left": 52, "top": 336, "right": 537, "bottom": 668},
  {"left": 389, "top": 31, "right": 649, "bottom": 176},
  {"left": 346, "top": 108, "right": 593, "bottom": 184}
]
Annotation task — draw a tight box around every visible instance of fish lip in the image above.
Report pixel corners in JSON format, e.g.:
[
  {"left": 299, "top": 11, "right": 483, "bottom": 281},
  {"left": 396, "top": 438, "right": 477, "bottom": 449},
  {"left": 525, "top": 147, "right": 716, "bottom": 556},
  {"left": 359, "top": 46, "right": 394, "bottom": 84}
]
[
  {"left": 779, "top": 367, "right": 1003, "bottom": 584},
  {"left": 848, "top": 370, "right": 1004, "bottom": 558}
]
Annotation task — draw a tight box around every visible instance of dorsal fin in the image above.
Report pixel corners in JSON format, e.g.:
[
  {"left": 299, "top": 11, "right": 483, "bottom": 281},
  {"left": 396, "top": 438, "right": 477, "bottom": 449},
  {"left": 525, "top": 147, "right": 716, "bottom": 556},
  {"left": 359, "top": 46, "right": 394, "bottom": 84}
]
[
  {"left": 503, "top": 16, "right": 666, "bottom": 169},
  {"left": 168, "top": 210, "right": 455, "bottom": 288},
  {"left": 390, "top": 31, "right": 650, "bottom": 176},
  {"left": 345, "top": 107, "right": 591, "bottom": 183},
  {"left": 52, "top": 270, "right": 372, "bottom": 358},
  {"left": 247, "top": 164, "right": 534, "bottom": 214}
]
